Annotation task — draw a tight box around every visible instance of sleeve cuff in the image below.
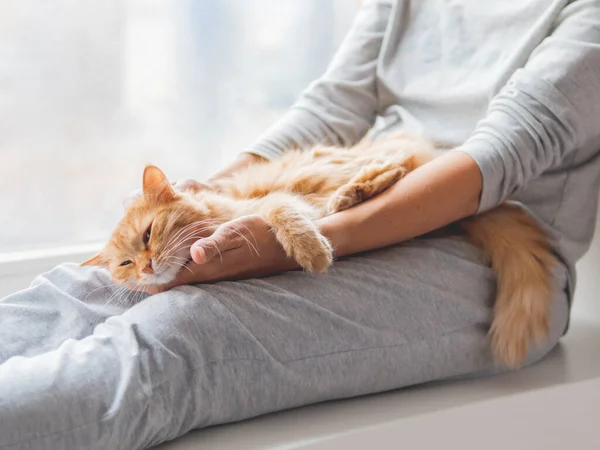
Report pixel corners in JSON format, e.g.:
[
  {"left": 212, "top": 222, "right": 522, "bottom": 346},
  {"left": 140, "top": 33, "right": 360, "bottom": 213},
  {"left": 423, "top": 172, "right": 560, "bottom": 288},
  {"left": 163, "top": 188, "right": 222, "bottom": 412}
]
[
  {"left": 453, "top": 137, "right": 507, "bottom": 214},
  {"left": 242, "top": 108, "right": 330, "bottom": 161},
  {"left": 242, "top": 144, "right": 285, "bottom": 161}
]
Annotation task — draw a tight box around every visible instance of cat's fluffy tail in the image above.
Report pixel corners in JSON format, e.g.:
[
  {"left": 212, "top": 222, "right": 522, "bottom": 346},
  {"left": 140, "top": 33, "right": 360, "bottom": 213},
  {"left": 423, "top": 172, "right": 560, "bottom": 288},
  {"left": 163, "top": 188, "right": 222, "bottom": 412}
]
[{"left": 460, "top": 203, "right": 557, "bottom": 368}]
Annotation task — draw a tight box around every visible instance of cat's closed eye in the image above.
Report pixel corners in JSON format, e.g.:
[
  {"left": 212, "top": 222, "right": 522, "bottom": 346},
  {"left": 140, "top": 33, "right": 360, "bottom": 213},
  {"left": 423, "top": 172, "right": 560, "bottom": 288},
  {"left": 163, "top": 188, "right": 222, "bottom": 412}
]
[
  {"left": 120, "top": 260, "right": 133, "bottom": 267},
  {"left": 143, "top": 224, "right": 152, "bottom": 246}
]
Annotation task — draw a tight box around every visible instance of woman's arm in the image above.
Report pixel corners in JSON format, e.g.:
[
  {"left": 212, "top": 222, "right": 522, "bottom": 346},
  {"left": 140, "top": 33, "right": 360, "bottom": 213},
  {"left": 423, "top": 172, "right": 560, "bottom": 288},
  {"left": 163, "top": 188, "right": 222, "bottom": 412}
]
[
  {"left": 458, "top": 0, "right": 600, "bottom": 213},
  {"left": 319, "top": 151, "right": 482, "bottom": 257},
  {"left": 244, "top": 0, "right": 391, "bottom": 161}
]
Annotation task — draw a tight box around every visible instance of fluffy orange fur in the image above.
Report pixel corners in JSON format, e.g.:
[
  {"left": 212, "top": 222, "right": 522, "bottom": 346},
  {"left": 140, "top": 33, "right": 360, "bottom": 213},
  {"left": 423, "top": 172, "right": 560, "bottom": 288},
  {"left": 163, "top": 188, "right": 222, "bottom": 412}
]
[{"left": 82, "top": 131, "right": 556, "bottom": 369}]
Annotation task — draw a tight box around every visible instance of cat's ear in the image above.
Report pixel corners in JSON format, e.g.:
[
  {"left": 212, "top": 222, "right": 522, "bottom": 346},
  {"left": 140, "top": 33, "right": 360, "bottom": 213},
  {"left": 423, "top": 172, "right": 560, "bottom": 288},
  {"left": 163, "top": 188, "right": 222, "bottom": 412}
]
[
  {"left": 143, "top": 165, "right": 176, "bottom": 203},
  {"left": 81, "top": 251, "right": 108, "bottom": 267}
]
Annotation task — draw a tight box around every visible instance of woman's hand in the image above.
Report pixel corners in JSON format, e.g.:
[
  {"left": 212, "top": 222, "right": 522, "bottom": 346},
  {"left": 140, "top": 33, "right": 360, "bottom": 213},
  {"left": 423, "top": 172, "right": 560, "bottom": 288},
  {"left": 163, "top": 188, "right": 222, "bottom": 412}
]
[{"left": 144, "top": 215, "right": 299, "bottom": 293}]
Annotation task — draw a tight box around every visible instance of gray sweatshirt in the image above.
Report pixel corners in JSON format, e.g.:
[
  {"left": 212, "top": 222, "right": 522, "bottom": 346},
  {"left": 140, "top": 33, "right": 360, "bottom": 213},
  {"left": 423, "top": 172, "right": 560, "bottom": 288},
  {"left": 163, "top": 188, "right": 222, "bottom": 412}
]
[{"left": 246, "top": 0, "right": 600, "bottom": 299}]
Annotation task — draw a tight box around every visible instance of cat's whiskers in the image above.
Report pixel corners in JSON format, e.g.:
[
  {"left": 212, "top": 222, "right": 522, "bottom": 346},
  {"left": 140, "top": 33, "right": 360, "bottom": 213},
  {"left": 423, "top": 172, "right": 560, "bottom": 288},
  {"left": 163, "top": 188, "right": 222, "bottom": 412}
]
[
  {"left": 227, "top": 225, "right": 260, "bottom": 257},
  {"left": 230, "top": 221, "right": 259, "bottom": 247},
  {"left": 161, "top": 229, "right": 214, "bottom": 259},
  {"left": 120, "top": 281, "right": 146, "bottom": 305},
  {"left": 161, "top": 218, "right": 200, "bottom": 250},
  {"left": 206, "top": 239, "right": 223, "bottom": 262},
  {"left": 132, "top": 283, "right": 148, "bottom": 302},
  {"left": 172, "top": 263, "right": 195, "bottom": 276},
  {"left": 120, "top": 286, "right": 136, "bottom": 306},
  {"left": 161, "top": 230, "right": 211, "bottom": 255},
  {"left": 103, "top": 284, "right": 129, "bottom": 308},
  {"left": 161, "top": 224, "right": 216, "bottom": 258},
  {"left": 114, "top": 279, "right": 149, "bottom": 306},
  {"left": 117, "top": 284, "right": 138, "bottom": 305},
  {"left": 84, "top": 282, "right": 118, "bottom": 304},
  {"left": 162, "top": 255, "right": 195, "bottom": 275},
  {"left": 162, "top": 219, "right": 220, "bottom": 254},
  {"left": 161, "top": 238, "right": 211, "bottom": 273},
  {"left": 157, "top": 234, "right": 209, "bottom": 276}
]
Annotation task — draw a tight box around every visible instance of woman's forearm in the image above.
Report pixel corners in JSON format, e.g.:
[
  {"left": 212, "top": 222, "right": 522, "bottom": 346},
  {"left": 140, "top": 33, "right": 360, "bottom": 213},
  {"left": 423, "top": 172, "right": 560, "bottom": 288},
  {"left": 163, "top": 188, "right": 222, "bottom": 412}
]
[{"left": 318, "top": 151, "right": 483, "bottom": 257}]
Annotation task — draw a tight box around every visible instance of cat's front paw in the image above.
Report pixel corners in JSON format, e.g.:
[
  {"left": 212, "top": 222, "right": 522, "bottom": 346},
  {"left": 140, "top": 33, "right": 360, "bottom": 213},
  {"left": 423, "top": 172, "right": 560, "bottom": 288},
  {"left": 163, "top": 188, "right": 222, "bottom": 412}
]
[
  {"left": 326, "top": 185, "right": 362, "bottom": 214},
  {"left": 294, "top": 232, "right": 333, "bottom": 273}
]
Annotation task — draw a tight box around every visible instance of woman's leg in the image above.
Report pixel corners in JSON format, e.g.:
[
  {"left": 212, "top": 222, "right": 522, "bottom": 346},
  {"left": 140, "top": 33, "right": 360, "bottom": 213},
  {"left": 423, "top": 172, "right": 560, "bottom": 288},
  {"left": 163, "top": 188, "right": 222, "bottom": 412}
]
[
  {"left": 0, "top": 263, "right": 134, "bottom": 364},
  {"left": 0, "top": 236, "right": 569, "bottom": 450}
]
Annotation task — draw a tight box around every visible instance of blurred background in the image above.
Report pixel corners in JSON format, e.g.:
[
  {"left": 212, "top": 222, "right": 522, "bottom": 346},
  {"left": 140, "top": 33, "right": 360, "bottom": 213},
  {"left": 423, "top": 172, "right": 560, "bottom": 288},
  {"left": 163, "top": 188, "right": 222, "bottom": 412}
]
[{"left": 0, "top": 0, "right": 358, "bottom": 254}]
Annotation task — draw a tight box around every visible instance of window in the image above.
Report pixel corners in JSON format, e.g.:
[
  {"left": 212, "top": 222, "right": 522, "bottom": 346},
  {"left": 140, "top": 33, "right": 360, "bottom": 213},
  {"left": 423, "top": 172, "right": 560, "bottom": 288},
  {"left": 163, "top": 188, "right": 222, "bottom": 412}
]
[{"left": 0, "top": 0, "right": 358, "bottom": 255}]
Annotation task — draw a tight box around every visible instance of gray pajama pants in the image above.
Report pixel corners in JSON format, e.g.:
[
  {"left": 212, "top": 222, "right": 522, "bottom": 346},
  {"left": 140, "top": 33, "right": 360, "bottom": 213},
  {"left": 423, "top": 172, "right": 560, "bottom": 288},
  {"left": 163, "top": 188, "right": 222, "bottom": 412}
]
[{"left": 0, "top": 235, "right": 570, "bottom": 450}]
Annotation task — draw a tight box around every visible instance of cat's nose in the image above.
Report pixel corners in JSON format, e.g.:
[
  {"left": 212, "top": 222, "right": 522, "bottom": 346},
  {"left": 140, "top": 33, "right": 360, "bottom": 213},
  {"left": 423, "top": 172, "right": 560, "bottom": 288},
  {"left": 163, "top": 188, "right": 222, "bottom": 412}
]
[{"left": 142, "top": 261, "right": 154, "bottom": 274}]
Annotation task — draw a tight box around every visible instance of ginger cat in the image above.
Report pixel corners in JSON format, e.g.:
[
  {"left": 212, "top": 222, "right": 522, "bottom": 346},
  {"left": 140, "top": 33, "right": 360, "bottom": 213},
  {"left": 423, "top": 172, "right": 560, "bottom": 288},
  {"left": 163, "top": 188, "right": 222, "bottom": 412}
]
[{"left": 82, "top": 132, "right": 556, "bottom": 369}]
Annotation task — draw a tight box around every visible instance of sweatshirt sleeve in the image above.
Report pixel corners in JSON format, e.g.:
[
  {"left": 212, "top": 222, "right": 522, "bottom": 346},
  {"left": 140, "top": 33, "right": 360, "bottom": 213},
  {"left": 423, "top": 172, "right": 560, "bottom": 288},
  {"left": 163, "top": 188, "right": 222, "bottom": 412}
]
[
  {"left": 456, "top": 0, "right": 600, "bottom": 213},
  {"left": 244, "top": 0, "right": 392, "bottom": 160}
]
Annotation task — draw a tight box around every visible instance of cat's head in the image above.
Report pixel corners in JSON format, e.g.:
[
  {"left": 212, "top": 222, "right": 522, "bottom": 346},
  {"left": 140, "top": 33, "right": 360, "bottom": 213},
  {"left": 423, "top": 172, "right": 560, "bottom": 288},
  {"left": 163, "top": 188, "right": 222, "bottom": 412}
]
[{"left": 81, "top": 165, "right": 216, "bottom": 287}]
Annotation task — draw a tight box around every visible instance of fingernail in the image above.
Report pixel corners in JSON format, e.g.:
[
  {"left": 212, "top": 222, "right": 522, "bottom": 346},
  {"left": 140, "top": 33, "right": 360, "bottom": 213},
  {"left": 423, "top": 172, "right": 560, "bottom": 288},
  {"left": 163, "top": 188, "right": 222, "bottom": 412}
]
[{"left": 193, "top": 245, "right": 206, "bottom": 262}]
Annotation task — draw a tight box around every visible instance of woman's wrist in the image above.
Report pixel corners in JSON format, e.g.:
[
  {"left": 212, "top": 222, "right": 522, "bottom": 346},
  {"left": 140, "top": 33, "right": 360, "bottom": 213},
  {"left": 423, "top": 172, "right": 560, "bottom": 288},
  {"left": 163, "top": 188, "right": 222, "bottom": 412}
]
[{"left": 317, "top": 213, "right": 359, "bottom": 258}]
